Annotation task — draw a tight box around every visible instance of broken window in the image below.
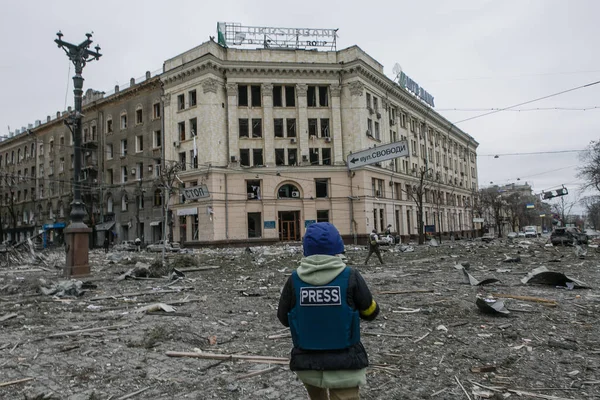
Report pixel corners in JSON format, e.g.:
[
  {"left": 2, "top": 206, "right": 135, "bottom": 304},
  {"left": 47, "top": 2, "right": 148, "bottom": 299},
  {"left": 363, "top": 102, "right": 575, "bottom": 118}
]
[
  {"left": 320, "top": 118, "right": 330, "bottom": 138},
  {"left": 189, "top": 90, "right": 197, "bottom": 107},
  {"left": 310, "top": 148, "right": 319, "bottom": 165},
  {"left": 253, "top": 149, "right": 263, "bottom": 166},
  {"left": 177, "top": 94, "right": 185, "bottom": 110},
  {"left": 322, "top": 148, "right": 331, "bottom": 165},
  {"left": 319, "top": 86, "right": 329, "bottom": 107},
  {"left": 179, "top": 152, "right": 186, "bottom": 171},
  {"left": 238, "top": 85, "right": 248, "bottom": 106},
  {"left": 315, "top": 178, "right": 329, "bottom": 198},
  {"left": 274, "top": 119, "right": 284, "bottom": 137},
  {"left": 247, "top": 212, "right": 262, "bottom": 238},
  {"left": 278, "top": 183, "right": 300, "bottom": 199},
  {"left": 287, "top": 148, "right": 297, "bottom": 166},
  {"left": 250, "top": 85, "right": 261, "bottom": 107},
  {"left": 275, "top": 148, "right": 285, "bottom": 166},
  {"left": 317, "top": 210, "right": 329, "bottom": 223},
  {"left": 285, "top": 86, "right": 296, "bottom": 107},
  {"left": 246, "top": 179, "right": 261, "bottom": 200},
  {"left": 178, "top": 122, "right": 186, "bottom": 141},
  {"left": 240, "top": 149, "right": 250, "bottom": 166},
  {"left": 308, "top": 119, "right": 318, "bottom": 137},
  {"left": 273, "top": 86, "right": 283, "bottom": 107},
  {"left": 252, "top": 119, "right": 262, "bottom": 138},
  {"left": 307, "top": 86, "right": 317, "bottom": 107},
  {"left": 286, "top": 118, "right": 296, "bottom": 137},
  {"left": 190, "top": 118, "right": 197, "bottom": 136},
  {"left": 239, "top": 119, "right": 249, "bottom": 138}
]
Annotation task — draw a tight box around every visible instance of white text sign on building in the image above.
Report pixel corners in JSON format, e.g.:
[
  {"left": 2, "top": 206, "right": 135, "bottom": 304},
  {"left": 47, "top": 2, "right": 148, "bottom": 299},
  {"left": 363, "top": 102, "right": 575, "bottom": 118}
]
[
  {"left": 347, "top": 141, "right": 409, "bottom": 170},
  {"left": 182, "top": 184, "right": 210, "bottom": 201},
  {"left": 398, "top": 71, "right": 435, "bottom": 107}
]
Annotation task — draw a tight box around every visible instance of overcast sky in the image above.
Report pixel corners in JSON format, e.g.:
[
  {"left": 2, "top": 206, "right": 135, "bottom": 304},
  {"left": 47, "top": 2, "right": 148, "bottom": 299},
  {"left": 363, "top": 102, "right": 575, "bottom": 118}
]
[{"left": 1, "top": 0, "right": 598, "bottom": 210}]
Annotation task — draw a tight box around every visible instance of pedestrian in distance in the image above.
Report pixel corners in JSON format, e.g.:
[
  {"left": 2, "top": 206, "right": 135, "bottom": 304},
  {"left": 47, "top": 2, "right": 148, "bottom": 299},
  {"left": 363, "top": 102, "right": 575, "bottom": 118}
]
[
  {"left": 103, "top": 234, "right": 110, "bottom": 253},
  {"left": 277, "top": 222, "right": 380, "bottom": 400},
  {"left": 365, "top": 229, "right": 384, "bottom": 265},
  {"left": 134, "top": 237, "right": 141, "bottom": 252}
]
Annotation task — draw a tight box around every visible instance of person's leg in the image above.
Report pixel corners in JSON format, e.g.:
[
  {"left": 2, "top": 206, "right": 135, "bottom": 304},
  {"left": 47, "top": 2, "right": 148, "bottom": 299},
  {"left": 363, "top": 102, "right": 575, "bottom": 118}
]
[
  {"left": 376, "top": 247, "right": 384, "bottom": 264},
  {"left": 304, "top": 383, "right": 329, "bottom": 400},
  {"left": 365, "top": 247, "right": 372, "bottom": 264},
  {"left": 329, "top": 387, "right": 359, "bottom": 400}
]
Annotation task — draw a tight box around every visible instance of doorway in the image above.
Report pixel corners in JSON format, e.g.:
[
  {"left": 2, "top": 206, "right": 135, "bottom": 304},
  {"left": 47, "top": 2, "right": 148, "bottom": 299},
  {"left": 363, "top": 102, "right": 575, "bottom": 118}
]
[{"left": 278, "top": 211, "right": 300, "bottom": 241}]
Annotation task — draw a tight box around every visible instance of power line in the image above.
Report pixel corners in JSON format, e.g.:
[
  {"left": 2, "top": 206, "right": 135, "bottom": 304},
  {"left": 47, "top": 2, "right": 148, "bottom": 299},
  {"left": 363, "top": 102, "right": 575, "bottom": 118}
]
[
  {"left": 452, "top": 80, "right": 600, "bottom": 125},
  {"left": 478, "top": 149, "right": 584, "bottom": 157},
  {"left": 438, "top": 106, "right": 600, "bottom": 112}
]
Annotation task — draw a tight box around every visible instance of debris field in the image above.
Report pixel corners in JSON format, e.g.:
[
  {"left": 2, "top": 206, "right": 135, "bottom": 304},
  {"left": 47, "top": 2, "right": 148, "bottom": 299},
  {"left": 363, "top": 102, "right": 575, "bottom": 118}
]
[{"left": 1, "top": 238, "right": 600, "bottom": 400}]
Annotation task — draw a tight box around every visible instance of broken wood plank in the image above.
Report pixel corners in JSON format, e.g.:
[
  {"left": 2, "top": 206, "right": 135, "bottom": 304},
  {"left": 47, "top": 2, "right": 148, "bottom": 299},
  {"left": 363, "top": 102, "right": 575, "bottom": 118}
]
[
  {"left": 378, "top": 289, "right": 435, "bottom": 295},
  {"left": 116, "top": 386, "right": 151, "bottom": 400},
  {"left": 414, "top": 332, "right": 431, "bottom": 343},
  {"left": 0, "top": 313, "right": 18, "bottom": 322},
  {"left": 492, "top": 293, "right": 558, "bottom": 306},
  {"left": 0, "top": 377, "right": 35, "bottom": 388},
  {"left": 178, "top": 265, "right": 221, "bottom": 273},
  {"left": 267, "top": 333, "right": 292, "bottom": 340},
  {"left": 364, "top": 332, "right": 412, "bottom": 339},
  {"left": 48, "top": 324, "right": 132, "bottom": 338},
  {"left": 455, "top": 376, "right": 472, "bottom": 400},
  {"left": 236, "top": 366, "right": 279, "bottom": 380},
  {"left": 165, "top": 351, "right": 289, "bottom": 365},
  {"left": 89, "top": 288, "right": 194, "bottom": 301}
]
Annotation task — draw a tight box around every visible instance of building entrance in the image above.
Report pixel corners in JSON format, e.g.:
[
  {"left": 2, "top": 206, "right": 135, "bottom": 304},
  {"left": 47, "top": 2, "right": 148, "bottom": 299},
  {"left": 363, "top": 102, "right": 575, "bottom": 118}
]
[{"left": 278, "top": 211, "right": 300, "bottom": 241}]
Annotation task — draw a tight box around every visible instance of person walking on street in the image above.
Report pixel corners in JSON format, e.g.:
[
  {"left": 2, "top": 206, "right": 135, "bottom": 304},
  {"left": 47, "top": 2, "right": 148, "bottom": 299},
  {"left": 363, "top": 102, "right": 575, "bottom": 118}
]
[
  {"left": 365, "top": 229, "right": 384, "bottom": 265},
  {"left": 103, "top": 234, "right": 110, "bottom": 253},
  {"left": 134, "top": 237, "right": 141, "bottom": 252},
  {"left": 277, "top": 222, "right": 380, "bottom": 400}
]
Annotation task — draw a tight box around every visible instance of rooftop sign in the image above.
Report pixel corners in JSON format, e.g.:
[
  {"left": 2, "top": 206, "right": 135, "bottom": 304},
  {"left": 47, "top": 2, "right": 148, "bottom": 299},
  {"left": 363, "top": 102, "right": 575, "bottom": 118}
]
[
  {"left": 217, "top": 22, "right": 338, "bottom": 50},
  {"left": 393, "top": 64, "right": 435, "bottom": 107}
]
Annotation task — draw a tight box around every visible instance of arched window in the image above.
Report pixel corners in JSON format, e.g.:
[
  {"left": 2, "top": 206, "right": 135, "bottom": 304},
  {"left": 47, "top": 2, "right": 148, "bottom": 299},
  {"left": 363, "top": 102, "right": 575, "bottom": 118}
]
[
  {"left": 107, "top": 195, "right": 114, "bottom": 213},
  {"left": 277, "top": 183, "right": 301, "bottom": 199}
]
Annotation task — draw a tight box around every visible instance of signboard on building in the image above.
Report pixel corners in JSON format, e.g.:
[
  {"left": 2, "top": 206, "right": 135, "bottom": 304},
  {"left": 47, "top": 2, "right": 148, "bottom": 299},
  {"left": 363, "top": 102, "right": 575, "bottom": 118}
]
[
  {"left": 264, "top": 221, "right": 276, "bottom": 229},
  {"left": 177, "top": 207, "right": 199, "bottom": 216},
  {"left": 347, "top": 141, "right": 409, "bottom": 170},
  {"left": 472, "top": 218, "right": 485, "bottom": 223},
  {"left": 182, "top": 184, "right": 210, "bottom": 201},
  {"left": 397, "top": 71, "right": 435, "bottom": 107}
]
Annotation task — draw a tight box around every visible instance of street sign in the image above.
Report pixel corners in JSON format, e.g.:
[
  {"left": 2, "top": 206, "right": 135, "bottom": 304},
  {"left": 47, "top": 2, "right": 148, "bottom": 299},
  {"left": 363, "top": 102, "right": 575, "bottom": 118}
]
[
  {"left": 347, "top": 140, "right": 409, "bottom": 170},
  {"left": 182, "top": 184, "right": 210, "bottom": 201},
  {"left": 472, "top": 218, "right": 485, "bottom": 223}
]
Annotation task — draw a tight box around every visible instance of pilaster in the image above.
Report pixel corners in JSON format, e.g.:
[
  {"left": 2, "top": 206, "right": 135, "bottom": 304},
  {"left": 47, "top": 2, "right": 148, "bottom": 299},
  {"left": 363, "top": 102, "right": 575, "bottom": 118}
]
[
  {"left": 262, "top": 83, "right": 274, "bottom": 165},
  {"left": 296, "top": 84, "right": 308, "bottom": 164},
  {"left": 226, "top": 83, "right": 238, "bottom": 162}
]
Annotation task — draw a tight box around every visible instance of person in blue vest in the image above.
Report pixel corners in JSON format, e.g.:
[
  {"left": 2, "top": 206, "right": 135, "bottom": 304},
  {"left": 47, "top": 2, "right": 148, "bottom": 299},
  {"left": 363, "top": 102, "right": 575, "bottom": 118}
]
[{"left": 277, "top": 222, "right": 379, "bottom": 400}]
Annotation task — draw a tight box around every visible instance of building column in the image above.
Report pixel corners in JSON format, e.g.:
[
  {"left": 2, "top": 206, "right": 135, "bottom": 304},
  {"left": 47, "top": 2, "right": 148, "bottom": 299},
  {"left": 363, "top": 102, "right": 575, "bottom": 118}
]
[
  {"left": 226, "top": 84, "right": 239, "bottom": 162},
  {"left": 347, "top": 81, "right": 365, "bottom": 159},
  {"left": 296, "top": 84, "right": 308, "bottom": 164},
  {"left": 262, "top": 84, "right": 274, "bottom": 165},
  {"left": 330, "top": 84, "right": 343, "bottom": 165}
]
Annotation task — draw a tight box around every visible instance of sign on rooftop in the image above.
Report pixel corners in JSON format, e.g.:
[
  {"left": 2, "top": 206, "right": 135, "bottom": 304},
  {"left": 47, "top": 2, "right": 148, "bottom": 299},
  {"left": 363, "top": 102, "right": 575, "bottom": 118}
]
[
  {"left": 217, "top": 22, "right": 338, "bottom": 50},
  {"left": 347, "top": 141, "right": 409, "bottom": 170},
  {"left": 393, "top": 63, "right": 435, "bottom": 108}
]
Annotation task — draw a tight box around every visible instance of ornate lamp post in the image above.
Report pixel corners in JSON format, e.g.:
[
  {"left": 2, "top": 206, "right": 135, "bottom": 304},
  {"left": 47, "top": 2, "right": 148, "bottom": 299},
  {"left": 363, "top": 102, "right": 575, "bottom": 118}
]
[{"left": 55, "top": 31, "right": 101, "bottom": 277}]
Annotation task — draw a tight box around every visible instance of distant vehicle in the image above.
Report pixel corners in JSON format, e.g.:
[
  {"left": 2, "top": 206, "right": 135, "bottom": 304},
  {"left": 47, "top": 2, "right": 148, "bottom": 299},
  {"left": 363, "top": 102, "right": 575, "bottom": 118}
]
[
  {"left": 517, "top": 232, "right": 526, "bottom": 238},
  {"left": 481, "top": 233, "right": 495, "bottom": 243},
  {"left": 113, "top": 240, "right": 137, "bottom": 252},
  {"left": 523, "top": 226, "right": 537, "bottom": 238},
  {"left": 551, "top": 227, "right": 588, "bottom": 246},
  {"left": 147, "top": 240, "right": 181, "bottom": 253},
  {"left": 507, "top": 232, "right": 518, "bottom": 239}
]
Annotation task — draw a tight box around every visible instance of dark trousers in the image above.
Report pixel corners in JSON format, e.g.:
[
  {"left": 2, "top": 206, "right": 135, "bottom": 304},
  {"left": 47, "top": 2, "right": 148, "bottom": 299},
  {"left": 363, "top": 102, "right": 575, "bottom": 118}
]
[{"left": 365, "top": 244, "right": 383, "bottom": 264}]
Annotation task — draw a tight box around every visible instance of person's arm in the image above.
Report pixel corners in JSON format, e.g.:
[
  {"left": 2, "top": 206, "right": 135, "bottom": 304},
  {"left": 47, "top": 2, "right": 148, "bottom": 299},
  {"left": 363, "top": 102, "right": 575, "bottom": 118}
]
[
  {"left": 277, "top": 276, "right": 294, "bottom": 327},
  {"left": 352, "top": 270, "right": 380, "bottom": 321}
]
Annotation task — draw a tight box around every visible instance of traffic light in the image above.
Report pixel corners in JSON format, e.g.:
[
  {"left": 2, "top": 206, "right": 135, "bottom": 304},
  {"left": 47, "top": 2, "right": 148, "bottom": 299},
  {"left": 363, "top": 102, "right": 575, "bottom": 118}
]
[{"left": 541, "top": 187, "right": 568, "bottom": 200}]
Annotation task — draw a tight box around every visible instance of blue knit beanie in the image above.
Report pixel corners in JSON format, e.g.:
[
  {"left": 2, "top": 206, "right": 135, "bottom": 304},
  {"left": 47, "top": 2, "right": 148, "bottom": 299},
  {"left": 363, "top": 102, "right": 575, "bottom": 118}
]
[{"left": 303, "top": 222, "right": 345, "bottom": 257}]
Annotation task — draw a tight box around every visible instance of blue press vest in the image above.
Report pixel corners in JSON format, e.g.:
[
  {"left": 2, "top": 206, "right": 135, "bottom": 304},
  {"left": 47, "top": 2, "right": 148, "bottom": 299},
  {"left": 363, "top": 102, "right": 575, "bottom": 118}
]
[{"left": 288, "top": 267, "right": 360, "bottom": 350}]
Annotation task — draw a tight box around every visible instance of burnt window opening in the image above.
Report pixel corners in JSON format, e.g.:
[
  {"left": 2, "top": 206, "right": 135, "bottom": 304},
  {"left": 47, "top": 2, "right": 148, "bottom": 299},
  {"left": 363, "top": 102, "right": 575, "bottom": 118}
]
[
  {"left": 240, "top": 149, "right": 250, "bottom": 166},
  {"left": 310, "top": 148, "right": 319, "bottom": 165},
  {"left": 239, "top": 119, "right": 249, "bottom": 138},
  {"left": 274, "top": 119, "right": 284, "bottom": 138},
  {"left": 285, "top": 86, "right": 296, "bottom": 107},
  {"left": 238, "top": 85, "right": 248, "bottom": 106},
  {"left": 252, "top": 119, "right": 262, "bottom": 138},
  {"left": 317, "top": 210, "right": 329, "bottom": 223},
  {"left": 308, "top": 119, "right": 318, "bottom": 137},
  {"left": 322, "top": 148, "right": 331, "bottom": 165},
  {"left": 286, "top": 119, "right": 296, "bottom": 138},
  {"left": 273, "top": 86, "right": 283, "bottom": 107},
  {"left": 287, "top": 148, "right": 297, "bottom": 166},
  {"left": 315, "top": 179, "right": 329, "bottom": 198},
  {"left": 320, "top": 118, "right": 330, "bottom": 138},
  {"left": 253, "top": 149, "right": 264, "bottom": 166},
  {"left": 250, "top": 85, "right": 261, "bottom": 107},
  {"left": 246, "top": 179, "right": 261, "bottom": 200},
  {"left": 275, "top": 149, "right": 285, "bottom": 166}
]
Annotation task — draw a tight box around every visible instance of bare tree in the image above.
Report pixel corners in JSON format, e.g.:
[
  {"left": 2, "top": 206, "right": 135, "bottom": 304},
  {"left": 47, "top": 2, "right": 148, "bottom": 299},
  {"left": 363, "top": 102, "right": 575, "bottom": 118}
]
[
  {"left": 479, "top": 186, "right": 506, "bottom": 237},
  {"left": 551, "top": 196, "right": 578, "bottom": 226},
  {"left": 581, "top": 196, "right": 600, "bottom": 229},
  {"left": 578, "top": 141, "right": 600, "bottom": 192},
  {"left": 404, "top": 166, "right": 439, "bottom": 244},
  {"left": 157, "top": 160, "right": 182, "bottom": 265}
]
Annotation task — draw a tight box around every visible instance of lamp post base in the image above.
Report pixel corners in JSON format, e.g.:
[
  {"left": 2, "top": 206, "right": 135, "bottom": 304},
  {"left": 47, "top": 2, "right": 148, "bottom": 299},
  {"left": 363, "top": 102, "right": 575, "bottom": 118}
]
[{"left": 64, "top": 224, "right": 92, "bottom": 278}]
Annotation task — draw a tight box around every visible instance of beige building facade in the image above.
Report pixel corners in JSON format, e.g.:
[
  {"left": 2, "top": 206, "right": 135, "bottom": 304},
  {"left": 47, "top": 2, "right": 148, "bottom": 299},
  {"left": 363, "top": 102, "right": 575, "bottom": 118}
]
[{"left": 161, "top": 41, "right": 479, "bottom": 245}]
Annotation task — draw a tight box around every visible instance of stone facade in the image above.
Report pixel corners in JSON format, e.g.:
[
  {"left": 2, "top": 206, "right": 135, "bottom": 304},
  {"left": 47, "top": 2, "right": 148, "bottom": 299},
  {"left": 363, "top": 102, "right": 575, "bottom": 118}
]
[{"left": 161, "top": 41, "right": 479, "bottom": 245}]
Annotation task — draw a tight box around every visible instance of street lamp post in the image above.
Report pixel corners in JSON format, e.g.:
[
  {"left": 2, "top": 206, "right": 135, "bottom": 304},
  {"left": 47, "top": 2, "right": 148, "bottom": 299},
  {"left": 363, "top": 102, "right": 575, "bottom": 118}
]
[{"left": 55, "top": 31, "right": 101, "bottom": 277}]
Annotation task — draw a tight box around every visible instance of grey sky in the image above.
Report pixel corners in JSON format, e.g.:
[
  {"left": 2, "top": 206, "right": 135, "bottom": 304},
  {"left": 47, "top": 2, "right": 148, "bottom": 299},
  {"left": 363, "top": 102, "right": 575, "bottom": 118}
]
[{"left": 1, "top": 0, "right": 598, "bottom": 206}]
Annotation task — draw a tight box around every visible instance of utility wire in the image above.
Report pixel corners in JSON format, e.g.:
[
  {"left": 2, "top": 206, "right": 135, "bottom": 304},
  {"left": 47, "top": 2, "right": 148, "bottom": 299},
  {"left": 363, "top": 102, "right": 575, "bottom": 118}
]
[
  {"left": 438, "top": 106, "right": 600, "bottom": 112},
  {"left": 63, "top": 61, "right": 71, "bottom": 111},
  {"left": 478, "top": 149, "right": 584, "bottom": 157},
  {"left": 452, "top": 80, "right": 600, "bottom": 125}
]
